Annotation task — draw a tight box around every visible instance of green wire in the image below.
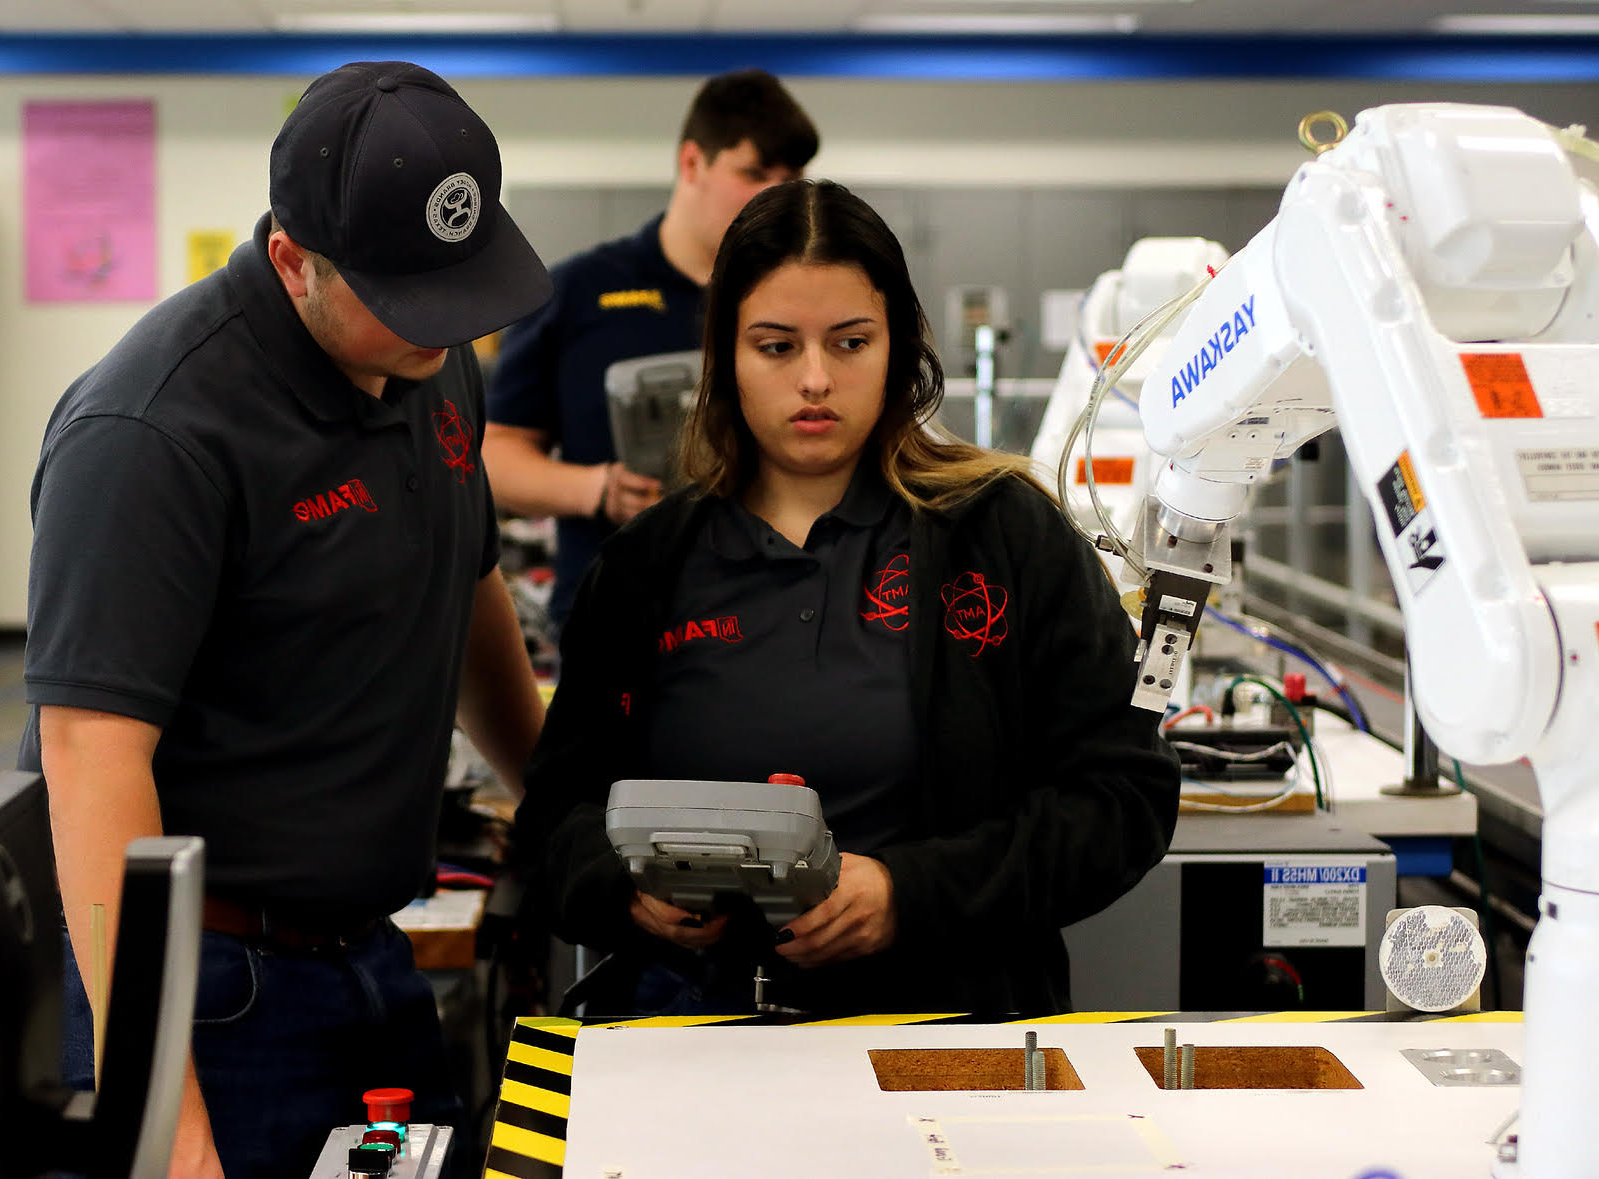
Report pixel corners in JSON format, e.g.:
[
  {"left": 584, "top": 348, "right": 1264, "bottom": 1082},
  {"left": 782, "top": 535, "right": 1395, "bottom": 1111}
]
[{"left": 1224, "top": 675, "right": 1324, "bottom": 809}]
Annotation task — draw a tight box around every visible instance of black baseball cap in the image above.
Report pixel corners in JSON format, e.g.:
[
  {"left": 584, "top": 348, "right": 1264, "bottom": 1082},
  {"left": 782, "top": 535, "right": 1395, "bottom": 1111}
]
[{"left": 270, "top": 61, "right": 551, "bottom": 349}]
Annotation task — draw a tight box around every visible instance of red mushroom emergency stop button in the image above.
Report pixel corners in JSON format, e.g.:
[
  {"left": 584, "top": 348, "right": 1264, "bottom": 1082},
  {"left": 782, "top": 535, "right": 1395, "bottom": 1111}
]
[{"left": 362, "top": 1087, "right": 413, "bottom": 1124}]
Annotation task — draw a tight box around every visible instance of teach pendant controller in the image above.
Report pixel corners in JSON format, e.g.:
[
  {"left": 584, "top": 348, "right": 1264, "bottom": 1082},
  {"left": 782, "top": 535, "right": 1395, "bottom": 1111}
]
[{"left": 605, "top": 774, "right": 841, "bottom": 924}]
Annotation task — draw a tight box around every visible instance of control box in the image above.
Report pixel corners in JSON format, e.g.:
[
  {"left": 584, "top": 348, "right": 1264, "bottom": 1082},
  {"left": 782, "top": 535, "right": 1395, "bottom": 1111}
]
[
  {"left": 1065, "top": 812, "right": 1398, "bottom": 1010},
  {"left": 308, "top": 1124, "right": 451, "bottom": 1179}
]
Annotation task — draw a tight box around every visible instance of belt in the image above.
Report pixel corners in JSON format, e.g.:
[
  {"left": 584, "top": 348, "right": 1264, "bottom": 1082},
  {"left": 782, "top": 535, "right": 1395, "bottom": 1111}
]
[{"left": 202, "top": 895, "right": 383, "bottom": 954}]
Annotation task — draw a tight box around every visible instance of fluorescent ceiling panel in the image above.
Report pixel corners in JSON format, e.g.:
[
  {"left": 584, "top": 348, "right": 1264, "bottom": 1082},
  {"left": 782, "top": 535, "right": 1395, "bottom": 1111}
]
[
  {"left": 856, "top": 12, "right": 1141, "bottom": 32},
  {"left": 1432, "top": 13, "right": 1599, "bottom": 32},
  {"left": 274, "top": 10, "right": 561, "bottom": 31}
]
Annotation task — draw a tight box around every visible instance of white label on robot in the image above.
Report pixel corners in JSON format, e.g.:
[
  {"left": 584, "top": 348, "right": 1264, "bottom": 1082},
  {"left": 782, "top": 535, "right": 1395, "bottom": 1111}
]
[
  {"left": 911, "top": 1116, "right": 963, "bottom": 1174},
  {"left": 1521, "top": 348, "right": 1599, "bottom": 417},
  {"left": 1160, "top": 595, "right": 1198, "bottom": 617},
  {"left": 1515, "top": 447, "right": 1599, "bottom": 502},
  {"left": 1397, "top": 505, "right": 1446, "bottom": 596},
  {"left": 1262, "top": 859, "right": 1367, "bottom": 947},
  {"left": 1375, "top": 453, "right": 1446, "bottom": 597},
  {"left": 1539, "top": 397, "right": 1594, "bottom": 419}
]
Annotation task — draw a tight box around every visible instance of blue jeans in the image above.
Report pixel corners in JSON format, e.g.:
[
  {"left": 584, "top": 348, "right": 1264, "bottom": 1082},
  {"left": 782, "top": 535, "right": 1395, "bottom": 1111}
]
[
  {"left": 62, "top": 920, "right": 462, "bottom": 1179},
  {"left": 631, "top": 957, "right": 760, "bottom": 1017}
]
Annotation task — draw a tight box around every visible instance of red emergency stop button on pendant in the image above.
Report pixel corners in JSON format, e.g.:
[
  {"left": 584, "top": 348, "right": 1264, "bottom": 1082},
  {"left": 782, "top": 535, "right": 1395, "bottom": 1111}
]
[{"left": 768, "top": 773, "right": 806, "bottom": 786}]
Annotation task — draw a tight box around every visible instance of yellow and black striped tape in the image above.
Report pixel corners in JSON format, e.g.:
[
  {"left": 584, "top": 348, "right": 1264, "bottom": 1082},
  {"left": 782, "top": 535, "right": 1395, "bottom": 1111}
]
[
  {"left": 484, "top": 1020, "right": 578, "bottom": 1179},
  {"left": 484, "top": 1009, "right": 1519, "bottom": 1176}
]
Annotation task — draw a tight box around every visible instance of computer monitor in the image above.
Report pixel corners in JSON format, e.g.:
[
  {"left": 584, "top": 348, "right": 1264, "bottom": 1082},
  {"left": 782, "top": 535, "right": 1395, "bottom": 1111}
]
[
  {"left": 0, "top": 771, "right": 203, "bottom": 1179},
  {"left": 0, "top": 771, "right": 68, "bottom": 1174}
]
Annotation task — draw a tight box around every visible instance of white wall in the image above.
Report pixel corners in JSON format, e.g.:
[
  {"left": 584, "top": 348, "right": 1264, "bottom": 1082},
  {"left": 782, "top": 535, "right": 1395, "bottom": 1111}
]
[{"left": 1, "top": 71, "right": 1594, "bottom": 626}]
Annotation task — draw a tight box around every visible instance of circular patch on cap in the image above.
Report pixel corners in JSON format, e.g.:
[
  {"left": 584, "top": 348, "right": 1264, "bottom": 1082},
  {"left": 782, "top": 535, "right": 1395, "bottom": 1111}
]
[{"left": 426, "top": 172, "right": 481, "bottom": 243}]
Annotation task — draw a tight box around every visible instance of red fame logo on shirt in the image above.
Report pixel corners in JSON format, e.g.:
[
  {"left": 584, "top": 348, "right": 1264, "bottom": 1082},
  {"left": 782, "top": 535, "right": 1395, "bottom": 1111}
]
[
  {"left": 941, "top": 571, "right": 1008, "bottom": 655},
  {"left": 861, "top": 553, "right": 911, "bottom": 631},
  {"left": 432, "top": 400, "right": 476, "bottom": 482},
  {"left": 293, "top": 478, "right": 378, "bottom": 522},
  {"left": 658, "top": 616, "right": 744, "bottom": 655}
]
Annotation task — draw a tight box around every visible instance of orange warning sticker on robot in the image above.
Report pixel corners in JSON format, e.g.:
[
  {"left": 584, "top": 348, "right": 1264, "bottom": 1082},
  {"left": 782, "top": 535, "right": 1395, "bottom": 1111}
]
[
  {"left": 1075, "top": 456, "right": 1136, "bottom": 485},
  {"left": 1395, "top": 451, "right": 1425, "bottom": 513},
  {"left": 1461, "top": 353, "right": 1543, "bottom": 419},
  {"left": 1094, "top": 340, "right": 1127, "bottom": 367}
]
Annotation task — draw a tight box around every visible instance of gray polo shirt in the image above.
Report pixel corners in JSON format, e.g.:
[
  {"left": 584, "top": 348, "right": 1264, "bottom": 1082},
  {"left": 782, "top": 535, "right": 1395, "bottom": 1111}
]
[{"left": 645, "top": 464, "right": 916, "bottom": 854}]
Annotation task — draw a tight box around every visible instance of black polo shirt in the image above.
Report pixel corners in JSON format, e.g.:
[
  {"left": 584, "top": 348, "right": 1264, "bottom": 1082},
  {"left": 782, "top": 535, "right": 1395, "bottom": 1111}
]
[
  {"left": 645, "top": 464, "right": 917, "bottom": 854},
  {"left": 486, "top": 214, "right": 702, "bottom": 624},
  {"left": 20, "top": 213, "right": 498, "bottom": 926}
]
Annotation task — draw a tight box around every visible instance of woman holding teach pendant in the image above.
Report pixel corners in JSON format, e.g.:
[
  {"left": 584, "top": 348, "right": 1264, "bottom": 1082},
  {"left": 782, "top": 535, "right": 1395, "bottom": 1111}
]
[{"left": 516, "top": 179, "right": 1179, "bottom": 1017}]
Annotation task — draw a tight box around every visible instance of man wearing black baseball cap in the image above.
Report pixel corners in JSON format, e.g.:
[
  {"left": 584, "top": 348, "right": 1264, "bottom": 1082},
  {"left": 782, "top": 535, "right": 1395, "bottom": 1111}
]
[
  {"left": 23, "top": 62, "right": 549, "bottom": 1179},
  {"left": 270, "top": 60, "right": 551, "bottom": 350}
]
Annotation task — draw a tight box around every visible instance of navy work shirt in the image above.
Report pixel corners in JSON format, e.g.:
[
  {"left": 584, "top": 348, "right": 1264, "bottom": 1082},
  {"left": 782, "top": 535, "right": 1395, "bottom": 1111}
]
[
  {"left": 487, "top": 214, "right": 702, "bottom": 624},
  {"left": 645, "top": 464, "right": 917, "bottom": 854},
  {"left": 21, "top": 214, "right": 499, "bottom": 927}
]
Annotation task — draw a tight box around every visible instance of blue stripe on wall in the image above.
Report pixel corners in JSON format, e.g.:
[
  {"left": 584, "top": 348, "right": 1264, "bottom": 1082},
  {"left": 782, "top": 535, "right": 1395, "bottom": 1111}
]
[{"left": 1, "top": 32, "right": 1597, "bottom": 82}]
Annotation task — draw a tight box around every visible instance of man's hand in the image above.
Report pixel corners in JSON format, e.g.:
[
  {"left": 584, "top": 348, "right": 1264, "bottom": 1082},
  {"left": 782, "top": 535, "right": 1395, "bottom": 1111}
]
[
  {"left": 168, "top": 1063, "right": 225, "bottom": 1178},
  {"left": 628, "top": 890, "right": 729, "bottom": 950},
  {"left": 775, "top": 853, "right": 897, "bottom": 969},
  {"left": 600, "top": 463, "right": 662, "bottom": 525}
]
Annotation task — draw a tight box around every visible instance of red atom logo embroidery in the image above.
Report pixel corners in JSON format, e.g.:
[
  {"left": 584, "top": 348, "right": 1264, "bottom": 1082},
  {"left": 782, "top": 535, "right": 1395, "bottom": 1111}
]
[
  {"left": 941, "top": 571, "right": 1008, "bottom": 655},
  {"left": 432, "top": 399, "right": 476, "bottom": 482},
  {"left": 861, "top": 553, "right": 911, "bottom": 631}
]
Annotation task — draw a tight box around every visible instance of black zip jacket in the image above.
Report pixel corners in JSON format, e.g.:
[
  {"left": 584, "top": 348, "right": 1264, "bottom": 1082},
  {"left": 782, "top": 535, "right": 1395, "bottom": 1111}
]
[{"left": 515, "top": 474, "right": 1180, "bottom": 1015}]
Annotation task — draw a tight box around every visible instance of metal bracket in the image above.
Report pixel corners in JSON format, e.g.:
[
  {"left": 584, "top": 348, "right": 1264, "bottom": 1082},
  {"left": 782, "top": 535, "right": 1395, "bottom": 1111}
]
[{"left": 1401, "top": 1047, "right": 1520, "bottom": 1087}]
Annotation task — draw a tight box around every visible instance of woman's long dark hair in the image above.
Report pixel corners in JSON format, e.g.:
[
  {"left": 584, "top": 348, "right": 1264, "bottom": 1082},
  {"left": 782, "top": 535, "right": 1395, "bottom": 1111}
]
[{"left": 679, "top": 179, "right": 1046, "bottom": 510}]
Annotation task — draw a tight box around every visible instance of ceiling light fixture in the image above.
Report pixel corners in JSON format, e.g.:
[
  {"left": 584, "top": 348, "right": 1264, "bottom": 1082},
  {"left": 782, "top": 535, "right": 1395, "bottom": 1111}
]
[
  {"left": 856, "top": 13, "right": 1140, "bottom": 34},
  {"left": 1431, "top": 13, "right": 1599, "bottom": 33},
  {"left": 273, "top": 12, "right": 560, "bottom": 33},
  {"left": 911, "top": 0, "right": 1183, "bottom": 4}
]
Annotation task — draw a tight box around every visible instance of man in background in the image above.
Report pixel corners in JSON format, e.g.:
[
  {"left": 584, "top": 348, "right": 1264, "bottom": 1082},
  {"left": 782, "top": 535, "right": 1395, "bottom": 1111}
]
[
  {"left": 23, "top": 61, "right": 549, "bottom": 1179},
  {"left": 482, "top": 68, "right": 819, "bottom": 629}
]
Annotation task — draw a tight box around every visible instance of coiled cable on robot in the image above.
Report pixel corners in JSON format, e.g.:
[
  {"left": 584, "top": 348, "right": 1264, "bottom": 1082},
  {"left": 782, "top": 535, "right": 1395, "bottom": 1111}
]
[{"left": 1056, "top": 267, "right": 1218, "bottom": 582}]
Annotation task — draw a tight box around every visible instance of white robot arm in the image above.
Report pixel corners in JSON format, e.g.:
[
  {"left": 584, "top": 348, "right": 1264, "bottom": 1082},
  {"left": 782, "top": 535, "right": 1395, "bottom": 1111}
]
[{"left": 1133, "top": 103, "right": 1599, "bottom": 1179}]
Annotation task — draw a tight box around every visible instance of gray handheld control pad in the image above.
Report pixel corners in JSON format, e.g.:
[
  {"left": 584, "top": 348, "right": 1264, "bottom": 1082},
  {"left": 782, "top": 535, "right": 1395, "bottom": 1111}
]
[
  {"left": 605, "top": 778, "right": 841, "bottom": 925},
  {"left": 603, "top": 350, "right": 700, "bottom": 484}
]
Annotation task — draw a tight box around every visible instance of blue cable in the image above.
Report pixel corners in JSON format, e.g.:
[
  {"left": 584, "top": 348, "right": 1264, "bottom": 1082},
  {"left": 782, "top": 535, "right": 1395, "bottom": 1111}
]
[
  {"left": 1204, "top": 607, "right": 1370, "bottom": 732},
  {"left": 1227, "top": 611, "right": 1370, "bottom": 731}
]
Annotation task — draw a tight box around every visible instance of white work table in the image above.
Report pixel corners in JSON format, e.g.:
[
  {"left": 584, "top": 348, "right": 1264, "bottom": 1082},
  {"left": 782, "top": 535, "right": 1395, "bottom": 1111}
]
[
  {"left": 1309, "top": 714, "right": 1478, "bottom": 839},
  {"left": 489, "top": 1013, "right": 1523, "bottom": 1179}
]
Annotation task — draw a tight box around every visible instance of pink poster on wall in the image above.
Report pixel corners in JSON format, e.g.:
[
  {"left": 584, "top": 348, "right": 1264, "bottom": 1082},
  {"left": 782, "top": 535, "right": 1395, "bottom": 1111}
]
[{"left": 24, "top": 100, "right": 157, "bottom": 302}]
